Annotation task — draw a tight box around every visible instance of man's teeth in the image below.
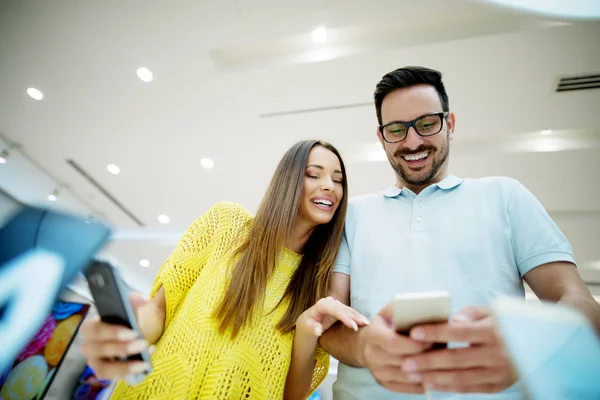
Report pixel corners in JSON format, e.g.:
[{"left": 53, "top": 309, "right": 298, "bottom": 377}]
[
  {"left": 312, "top": 199, "right": 332, "bottom": 206},
  {"left": 403, "top": 152, "right": 429, "bottom": 161}
]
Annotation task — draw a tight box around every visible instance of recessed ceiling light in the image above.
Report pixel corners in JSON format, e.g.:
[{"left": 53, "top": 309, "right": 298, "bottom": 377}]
[
  {"left": 136, "top": 67, "right": 153, "bottom": 82},
  {"left": 540, "top": 129, "right": 552, "bottom": 135},
  {"left": 311, "top": 26, "right": 328, "bottom": 44},
  {"left": 200, "top": 158, "right": 215, "bottom": 169},
  {"left": 27, "top": 87, "right": 44, "bottom": 100},
  {"left": 158, "top": 214, "right": 170, "bottom": 224},
  {"left": 139, "top": 259, "right": 150, "bottom": 268},
  {"left": 48, "top": 188, "right": 60, "bottom": 201},
  {"left": 107, "top": 164, "right": 121, "bottom": 175}
]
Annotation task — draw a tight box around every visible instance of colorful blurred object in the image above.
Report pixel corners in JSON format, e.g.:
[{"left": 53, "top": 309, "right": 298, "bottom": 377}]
[
  {"left": 16, "top": 315, "right": 56, "bottom": 362},
  {"left": 36, "top": 369, "right": 56, "bottom": 400},
  {"left": 72, "top": 365, "right": 112, "bottom": 400},
  {"left": 0, "top": 301, "right": 89, "bottom": 399},
  {"left": 0, "top": 355, "right": 47, "bottom": 400},
  {"left": 52, "top": 302, "right": 84, "bottom": 320},
  {"left": 44, "top": 314, "right": 84, "bottom": 367},
  {"left": 0, "top": 367, "right": 11, "bottom": 387}
]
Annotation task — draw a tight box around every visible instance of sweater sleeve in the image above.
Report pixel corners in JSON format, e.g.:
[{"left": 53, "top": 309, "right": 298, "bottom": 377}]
[
  {"left": 308, "top": 345, "right": 331, "bottom": 397},
  {"left": 150, "top": 202, "right": 242, "bottom": 327}
]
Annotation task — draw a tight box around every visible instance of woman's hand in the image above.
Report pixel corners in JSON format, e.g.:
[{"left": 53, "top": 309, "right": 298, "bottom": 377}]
[
  {"left": 296, "top": 296, "right": 369, "bottom": 337},
  {"left": 80, "top": 292, "right": 154, "bottom": 380}
]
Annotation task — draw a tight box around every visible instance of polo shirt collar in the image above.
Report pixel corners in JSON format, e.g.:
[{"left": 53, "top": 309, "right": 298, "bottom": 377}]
[{"left": 383, "top": 175, "right": 464, "bottom": 198}]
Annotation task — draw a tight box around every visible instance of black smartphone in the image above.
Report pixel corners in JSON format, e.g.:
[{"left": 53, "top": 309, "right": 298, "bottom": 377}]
[{"left": 84, "top": 260, "right": 152, "bottom": 384}]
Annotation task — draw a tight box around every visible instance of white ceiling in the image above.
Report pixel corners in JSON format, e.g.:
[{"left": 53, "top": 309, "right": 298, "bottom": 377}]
[{"left": 0, "top": 0, "right": 599, "bottom": 292}]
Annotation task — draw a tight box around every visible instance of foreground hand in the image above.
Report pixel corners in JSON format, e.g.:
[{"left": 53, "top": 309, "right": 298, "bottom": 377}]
[
  {"left": 296, "top": 296, "right": 369, "bottom": 337},
  {"left": 361, "top": 302, "right": 434, "bottom": 394},
  {"left": 402, "top": 306, "right": 517, "bottom": 393},
  {"left": 80, "top": 293, "right": 152, "bottom": 379}
]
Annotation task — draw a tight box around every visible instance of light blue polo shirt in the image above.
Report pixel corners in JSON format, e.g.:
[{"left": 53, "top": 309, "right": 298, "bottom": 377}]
[{"left": 332, "top": 175, "right": 575, "bottom": 400}]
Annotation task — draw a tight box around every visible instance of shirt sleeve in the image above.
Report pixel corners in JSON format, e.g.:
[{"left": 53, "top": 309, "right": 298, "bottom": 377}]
[
  {"left": 149, "top": 202, "right": 225, "bottom": 327},
  {"left": 507, "top": 180, "right": 576, "bottom": 276},
  {"left": 333, "top": 229, "right": 351, "bottom": 275}
]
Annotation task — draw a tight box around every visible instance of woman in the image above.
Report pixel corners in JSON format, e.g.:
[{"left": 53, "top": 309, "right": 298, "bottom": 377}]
[{"left": 81, "top": 140, "right": 369, "bottom": 399}]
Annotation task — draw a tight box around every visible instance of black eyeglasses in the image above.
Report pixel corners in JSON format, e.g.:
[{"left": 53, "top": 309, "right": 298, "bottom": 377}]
[{"left": 379, "top": 112, "right": 449, "bottom": 143}]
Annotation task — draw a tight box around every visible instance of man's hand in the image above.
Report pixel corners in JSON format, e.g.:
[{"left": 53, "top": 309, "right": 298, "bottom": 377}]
[
  {"left": 400, "top": 306, "right": 517, "bottom": 393},
  {"left": 361, "top": 302, "right": 433, "bottom": 394}
]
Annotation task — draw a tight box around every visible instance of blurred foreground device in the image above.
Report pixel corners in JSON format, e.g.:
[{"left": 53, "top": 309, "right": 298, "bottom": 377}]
[
  {"left": 493, "top": 297, "right": 600, "bottom": 400},
  {"left": 0, "top": 207, "right": 110, "bottom": 372}
]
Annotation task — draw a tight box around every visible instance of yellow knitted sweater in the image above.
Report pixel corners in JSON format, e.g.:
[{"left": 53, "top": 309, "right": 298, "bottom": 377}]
[{"left": 111, "top": 202, "right": 329, "bottom": 399}]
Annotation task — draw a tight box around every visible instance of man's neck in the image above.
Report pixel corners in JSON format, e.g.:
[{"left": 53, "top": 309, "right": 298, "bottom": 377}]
[{"left": 396, "top": 172, "right": 448, "bottom": 195}]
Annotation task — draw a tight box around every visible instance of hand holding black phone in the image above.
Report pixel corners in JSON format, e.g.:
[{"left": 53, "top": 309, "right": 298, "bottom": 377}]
[{"left": 84, "top": 260, "right": 153, "bottom": 385}]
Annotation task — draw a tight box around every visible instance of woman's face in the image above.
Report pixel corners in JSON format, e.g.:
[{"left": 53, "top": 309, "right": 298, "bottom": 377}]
[{"left": 297, "top": 145, "right": 344, "bottom": 228}]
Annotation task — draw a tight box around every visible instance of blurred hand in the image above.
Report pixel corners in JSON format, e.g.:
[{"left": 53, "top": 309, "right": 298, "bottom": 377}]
[
  {"left": 296, "top": 296, "right": 369, "bottom": 337},
  {"left": 401, "top": 306, "right": 517, "bottom": 393},
  {"left": 360, "top": 302, "right": 433, "bottom": 394},
  {"left": 80, "top": 292, "right": 152, "bottom": 379}
]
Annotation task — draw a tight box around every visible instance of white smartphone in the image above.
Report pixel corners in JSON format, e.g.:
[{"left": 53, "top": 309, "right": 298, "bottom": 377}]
[{"left": 392, "top": 291, "right": 451, "bottom": 335}]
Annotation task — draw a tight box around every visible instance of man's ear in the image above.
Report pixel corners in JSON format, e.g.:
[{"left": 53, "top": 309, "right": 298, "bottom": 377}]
[
  {"left": 376, "top": 126, "right": 385, "bottom": 147},
  {"left": 447, "top": 112, "right": 456, "bottom": 140}
]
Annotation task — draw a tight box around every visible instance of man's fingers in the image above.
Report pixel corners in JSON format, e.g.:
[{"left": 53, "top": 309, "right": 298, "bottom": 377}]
[
  {"left": 372, "top": 365, "right": 423, "bottom": 384},
  {"left": 377, "top": 301, "right": 395, "bottom": 320},
  {"left": 454, "top": 306, "right": 492, "bottom": 322},
  {"left": 402, "top": 346, "right": 507, "bottom": 372},
  {"left": 431, "top": 382, "right": 509, "bottom": 393},
  {"left": 364, "top": 344, "right": 405, "bottom": 367},
  {"left": 420, "top": 367, "right": 508, "bottom": 387},
  {"left": 379, "top": 381, "right": 426, "bottom": 394},
  {"left": 369, "top": 315, "right": 431, "bottom": 356},
  {"left": 410, "top": 319, "right": 497, "bottom": 344}
]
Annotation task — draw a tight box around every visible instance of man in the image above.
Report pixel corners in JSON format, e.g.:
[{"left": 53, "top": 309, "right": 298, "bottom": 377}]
[{"left": 319, "top": 66, "right": 600, "bottom": 399}]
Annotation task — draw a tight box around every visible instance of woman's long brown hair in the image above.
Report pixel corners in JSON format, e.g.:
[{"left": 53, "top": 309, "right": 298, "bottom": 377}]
[{"left": 214, "top": 140, "right": 349, "bottom": 338}]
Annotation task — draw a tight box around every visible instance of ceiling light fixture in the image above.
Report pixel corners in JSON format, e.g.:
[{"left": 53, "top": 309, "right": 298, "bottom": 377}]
[
  {"left": 48, "top": 189, "right": 59, "bottom": 202},
  {"left": 139, "top": 259, "right": 150, "bottom": 268},
  {"left": 311, "top": 26, "right": 328, "bottom": 44},
  {"left": 0, "top": 150, "right": 8, "bottom": 164},
  {"left": 27, "top": 87, "right": 44, "bottom": 100},
  {"left": 200, "top": 158, "right": 215, "bottom": 169},
  {"left": 107, "top": 164, "right": 121, "bottom": 175},
  {"left": 136, "top": 67, "right": 153, "bottom": 82},
  {"left": 158, "top": 214, "right": 170, "bottom": 224},
  {"left": 47, "top": 184, "right": 67, "bottom": 202},
  {"left": 540, "top": 129, "right": 552, "bottom": 135}
]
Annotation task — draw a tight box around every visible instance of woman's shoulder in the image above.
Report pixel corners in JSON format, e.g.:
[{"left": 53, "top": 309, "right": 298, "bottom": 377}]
[
  {"left": 204, "top": 201, "right": 253, "bottom": 221},
  {"left": 191, "top": 201, "right": 253, "bottom": 233}
]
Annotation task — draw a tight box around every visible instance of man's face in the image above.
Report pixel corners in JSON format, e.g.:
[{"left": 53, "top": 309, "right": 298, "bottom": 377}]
[{"left": 378, "top": 84, "right": 455, "bottom": 189}]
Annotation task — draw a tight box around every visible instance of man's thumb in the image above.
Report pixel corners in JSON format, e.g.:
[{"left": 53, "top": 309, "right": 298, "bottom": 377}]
[{"left": 452, "top": 305, "right": 491, "bottom": 323}]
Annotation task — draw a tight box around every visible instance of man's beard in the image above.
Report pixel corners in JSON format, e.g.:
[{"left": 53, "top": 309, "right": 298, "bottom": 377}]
[{"left": 388, "top": 133, "right": 450, "bottom": 186}]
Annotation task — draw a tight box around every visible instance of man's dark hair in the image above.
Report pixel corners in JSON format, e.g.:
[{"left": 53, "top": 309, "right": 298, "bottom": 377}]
[{"left": 374, "top": 66, "right": 449, "bottom": 125}]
